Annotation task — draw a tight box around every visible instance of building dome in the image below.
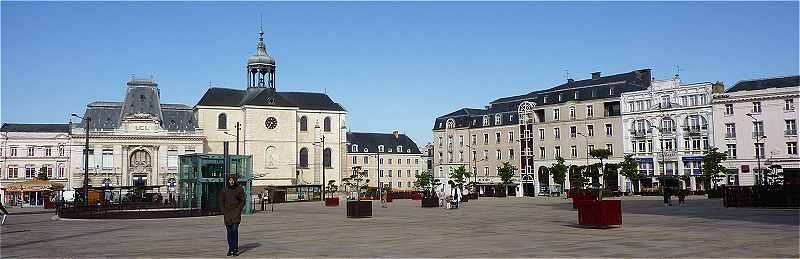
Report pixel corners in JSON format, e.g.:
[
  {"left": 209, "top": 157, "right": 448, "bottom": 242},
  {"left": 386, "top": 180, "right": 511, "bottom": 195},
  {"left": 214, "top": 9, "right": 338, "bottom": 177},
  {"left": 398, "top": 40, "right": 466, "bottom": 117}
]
[{"left": 247, "top": 30, "right": 275, "bottom": 66}]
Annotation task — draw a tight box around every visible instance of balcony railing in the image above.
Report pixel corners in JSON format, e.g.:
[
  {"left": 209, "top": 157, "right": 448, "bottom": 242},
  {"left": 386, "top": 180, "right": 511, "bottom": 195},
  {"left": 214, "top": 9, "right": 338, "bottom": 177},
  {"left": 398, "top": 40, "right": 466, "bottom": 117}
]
[
  {"left": 753, "top": 131, "right": 765, "bottom": 138},
  {"left": 786, "top": 129, "right": 798, "bottom": 136},
  {"left": 725, "top": 133, "right": 736, "bottom": 138},
  {"left": 683, "top": 125, "right": 708, "bottom": 135},
  {"left": 629, "top": 129, "right": 651, "bottom": 138},
  {"left": 659, "top": 127, "right": 677, "bottom": 134}
]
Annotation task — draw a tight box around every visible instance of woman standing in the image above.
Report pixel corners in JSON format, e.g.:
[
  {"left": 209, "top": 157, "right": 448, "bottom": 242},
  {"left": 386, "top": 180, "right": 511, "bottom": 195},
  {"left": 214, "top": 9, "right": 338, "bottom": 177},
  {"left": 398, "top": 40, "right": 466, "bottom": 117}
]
[{"left": 220, "top": 175, "right": 245, "bottom": 256}]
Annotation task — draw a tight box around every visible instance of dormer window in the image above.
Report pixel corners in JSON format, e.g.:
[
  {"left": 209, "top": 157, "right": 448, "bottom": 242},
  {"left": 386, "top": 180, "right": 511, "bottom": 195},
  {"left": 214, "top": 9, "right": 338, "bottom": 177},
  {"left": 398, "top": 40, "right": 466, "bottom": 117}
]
[
  {"left": 378, "top": 145, "right": 384, "bottom": 152},
  {"left": 397, "top": 146, "right": 403, "bottom": 152},
  {"left": 574, "top": 91, "right": 579, "bottom": 99},
  {"left": 609, "top": 87, "right": 614, "bottom": 95},
  {"left": 543, "top": 96, "right": 548, "bottom": 103},
  {"left": 352, "top": 145, "right": 358, "bottom": 152},
  {"left": 364, "top": 148, "right": 369, "bottom": 152},
  {"left": 558, "top": 93, "right": 563, "bottom": 101},
  {"left": 407, "top": 149, "right": 411, "bottom": 153},
  {"left": 495, "top": 114, "right": 502, "bottom": 125},
  {"left": 482, "top": 116, "right": 489, "bottom": 126}
]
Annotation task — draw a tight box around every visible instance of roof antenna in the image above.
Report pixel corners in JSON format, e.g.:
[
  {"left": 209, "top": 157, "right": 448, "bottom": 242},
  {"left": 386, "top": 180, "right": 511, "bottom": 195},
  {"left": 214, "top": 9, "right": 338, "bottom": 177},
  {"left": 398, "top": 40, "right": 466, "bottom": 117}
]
[
  {"left": 563, "top": 69, "right": 570, "bottom": 79},
  {"left": 674, "top": 65, "right": 682, "bottom": 78}
]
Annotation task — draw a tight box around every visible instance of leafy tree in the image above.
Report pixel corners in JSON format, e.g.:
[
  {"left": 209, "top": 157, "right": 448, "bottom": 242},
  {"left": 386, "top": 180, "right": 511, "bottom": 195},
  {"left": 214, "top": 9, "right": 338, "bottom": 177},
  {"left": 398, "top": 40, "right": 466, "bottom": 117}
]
[
  {"left": 618, "top": 154, "right": 640, "bottom": 192},
  {"left": 37, "top": 166, "right": 49, "bottom": 180},
  {"left": 701, "top": 147, "right": 727, "bottom": 189},
  {"left": 497, "top": 162, "right": 517, "bottom": 196},
  {"left": 550, "top": 156, "right": 568, "bottom": 188},
  {"left": 589, "top": 148, "right": 612, "bottom": 200},
  {"left": 326, "top": 180, "right": 338, "bottom": 198},
  {"left": 450, "top": 165, "right": 472, "bottom": 197},
  {"left": 414, "top": 172, "right": 440, "bottom": 198},
  {"left": 569, "top": 165, "right": 589, "bottom": 190},
  {"left": 342, "top": 166, "right": 370, "bottom": 200}
]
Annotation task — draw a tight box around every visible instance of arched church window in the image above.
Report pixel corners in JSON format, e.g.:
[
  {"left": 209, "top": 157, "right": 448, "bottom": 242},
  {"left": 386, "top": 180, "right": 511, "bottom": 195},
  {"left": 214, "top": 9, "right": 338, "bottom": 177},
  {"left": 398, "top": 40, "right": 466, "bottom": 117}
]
[
  {"left": 218, "top": 113, "right": 227, "bottom": 130},
  {"left": 324, "top": 117, "right": 332, "bottom": 132},
  {"left": 299, "top": 148, "right": 309, "bottom": 168},
  {"left": 323, "top": 148, "right": 332, "bottom": 168},
  {"left": 299, "top": 116, "right": 308, "bottom": 131}
]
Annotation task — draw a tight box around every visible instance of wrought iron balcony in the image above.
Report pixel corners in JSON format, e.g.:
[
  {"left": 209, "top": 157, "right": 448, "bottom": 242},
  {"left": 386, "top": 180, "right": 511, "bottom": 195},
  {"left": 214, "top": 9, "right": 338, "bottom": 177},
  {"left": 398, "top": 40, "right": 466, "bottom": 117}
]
[
  {"left": 629, "top": 129, "right": 650, "bottom": 138},
  {"left": 752, "top": 131, "right": 765, "bottom": 138},
  {"left": 786, "top": 129, "right": 798, "bottom": 136},
  {"left": 725, "top": 133, "right": 736, "bottom": 138},
  {"left": 683, "top": 125, "right": 708, "bottom": 135},
  {"left": 658, "top": 127, "right": 677, "bottom": 134}
]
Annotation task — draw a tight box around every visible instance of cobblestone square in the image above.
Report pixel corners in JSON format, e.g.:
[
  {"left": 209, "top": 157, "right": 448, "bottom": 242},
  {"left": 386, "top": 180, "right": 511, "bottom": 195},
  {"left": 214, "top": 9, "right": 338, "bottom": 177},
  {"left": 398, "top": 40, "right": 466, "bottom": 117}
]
[{"left": 1, "top": 196, "right": 798, "bottom": 258}]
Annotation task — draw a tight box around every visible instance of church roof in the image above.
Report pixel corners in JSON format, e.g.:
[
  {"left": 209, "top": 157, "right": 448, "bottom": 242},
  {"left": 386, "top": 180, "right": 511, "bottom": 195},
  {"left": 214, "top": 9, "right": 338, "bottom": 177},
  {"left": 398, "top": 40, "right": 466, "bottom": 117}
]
[
  {"left": 1, "top": 123, "right": 70, "bottom": 133},
  {"left": 347, "top": 132, "right": 422, "bottom": 154},
  {"left": 196, "top": 87, "right": 346, "bottom": 111}
]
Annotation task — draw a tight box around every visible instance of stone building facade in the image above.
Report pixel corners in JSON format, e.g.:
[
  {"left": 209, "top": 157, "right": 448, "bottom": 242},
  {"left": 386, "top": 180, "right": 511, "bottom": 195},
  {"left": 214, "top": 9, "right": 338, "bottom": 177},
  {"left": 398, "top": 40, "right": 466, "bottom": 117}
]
[
  {"left": 194, "top": 29, "right": 347, "bottom": 189},
  {"left": 0, "top": 124, "right": 72, "bottom": 204},
  {"left": 621, "top": 77, "right": 723, "bottom": 191},
  {"left": 345, "top": 131, "right": 425, "bottom": 190},
  {"left": 69, "top": 78, "right": 205, "bottom": 193},
  {"left": 712, "top": 75, "right": 800, "bottom": 186},
  {"left": 434, "top": 69, "right": 652, "bottom": 196}
]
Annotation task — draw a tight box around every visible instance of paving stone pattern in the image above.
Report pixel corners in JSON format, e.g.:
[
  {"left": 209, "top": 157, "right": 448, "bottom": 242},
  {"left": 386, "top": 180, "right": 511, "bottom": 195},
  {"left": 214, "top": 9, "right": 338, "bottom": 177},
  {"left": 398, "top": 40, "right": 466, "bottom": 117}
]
[{"left": 1, "top": 196, "right": 798, "bottom": 258}]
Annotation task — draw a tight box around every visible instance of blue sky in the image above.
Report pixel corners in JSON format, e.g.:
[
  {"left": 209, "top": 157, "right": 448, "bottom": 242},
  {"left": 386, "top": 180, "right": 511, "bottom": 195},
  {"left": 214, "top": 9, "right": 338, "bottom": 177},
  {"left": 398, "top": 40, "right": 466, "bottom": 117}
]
[{"left": 2, "top": 1, "right": 798, "bottom": 144}]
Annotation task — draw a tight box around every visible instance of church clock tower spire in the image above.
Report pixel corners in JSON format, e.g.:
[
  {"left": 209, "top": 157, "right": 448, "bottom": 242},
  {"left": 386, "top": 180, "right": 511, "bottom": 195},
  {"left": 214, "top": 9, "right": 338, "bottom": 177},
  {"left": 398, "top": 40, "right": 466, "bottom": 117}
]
[{"left": 246, "top": 25, "right": 276, "bottom": 89}]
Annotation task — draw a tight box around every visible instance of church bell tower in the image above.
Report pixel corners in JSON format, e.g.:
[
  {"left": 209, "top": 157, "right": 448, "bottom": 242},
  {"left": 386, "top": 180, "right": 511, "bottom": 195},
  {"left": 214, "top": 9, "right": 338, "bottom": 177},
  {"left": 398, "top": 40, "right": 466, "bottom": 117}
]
[{"left": 246, "top": 27, "right": 276, "bottom": 89}]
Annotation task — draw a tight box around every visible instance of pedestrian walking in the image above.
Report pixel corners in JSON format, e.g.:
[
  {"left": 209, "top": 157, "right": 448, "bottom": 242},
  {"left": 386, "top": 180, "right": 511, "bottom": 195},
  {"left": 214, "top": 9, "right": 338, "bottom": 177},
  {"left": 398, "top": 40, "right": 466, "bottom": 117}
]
[
  {"left": 662, "top": 187, "right": 670, "bottom": 207},
  {"left": 0, "top": 199, "right": 9, "bottom": 225},
  {"left": 220, "top": 175, "right": 245, "bottom": 257},
  {"left": 678, "top": 189, "right": 687, "bottom": 207},
  {"left": 448, "top": 180, "right": 460, "bottom": 209}
]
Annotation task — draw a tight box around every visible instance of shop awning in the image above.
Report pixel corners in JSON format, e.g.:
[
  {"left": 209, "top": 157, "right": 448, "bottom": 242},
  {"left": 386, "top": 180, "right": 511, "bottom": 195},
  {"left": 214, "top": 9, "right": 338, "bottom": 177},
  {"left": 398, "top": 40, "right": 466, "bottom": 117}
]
[{"left": 2, "top": 179, "right": 64, "bottom": 192}]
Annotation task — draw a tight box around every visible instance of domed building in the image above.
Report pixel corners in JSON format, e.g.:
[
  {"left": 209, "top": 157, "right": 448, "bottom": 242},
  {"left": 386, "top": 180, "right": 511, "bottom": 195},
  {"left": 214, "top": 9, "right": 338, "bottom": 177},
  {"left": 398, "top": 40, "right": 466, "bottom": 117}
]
[{"left": 194, "top": 29, "right": 347, "bottom": 196}]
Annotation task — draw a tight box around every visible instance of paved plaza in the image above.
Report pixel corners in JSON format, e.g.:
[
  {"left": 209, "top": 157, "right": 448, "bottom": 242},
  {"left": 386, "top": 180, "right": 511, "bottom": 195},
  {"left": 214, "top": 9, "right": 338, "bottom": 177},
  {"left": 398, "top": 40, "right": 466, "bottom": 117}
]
[{"left": 1, "top": 196, "right": 798, "bottom": 258}]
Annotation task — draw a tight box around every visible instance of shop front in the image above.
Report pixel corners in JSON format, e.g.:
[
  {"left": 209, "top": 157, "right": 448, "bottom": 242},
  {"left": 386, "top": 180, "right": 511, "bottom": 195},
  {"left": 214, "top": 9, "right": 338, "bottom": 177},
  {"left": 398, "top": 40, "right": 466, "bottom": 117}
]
[{"left": 1, "top": 179, "right": 64, "bottom": 208}]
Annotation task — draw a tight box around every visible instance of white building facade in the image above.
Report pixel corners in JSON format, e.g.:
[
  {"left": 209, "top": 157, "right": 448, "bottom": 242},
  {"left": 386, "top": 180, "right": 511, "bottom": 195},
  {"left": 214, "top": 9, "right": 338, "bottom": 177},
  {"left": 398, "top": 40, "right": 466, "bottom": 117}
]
[
  {"left": 712, "top": 75, "right": 800, "bottom": 186},
  {"left": 194, "top": 29, "right": 348, "bottom": 189},
  {"left": 345, "top": 131, "right": 425, "bottom": 190},
  {"left": 621, "top": 77, "right": 723, "bottom": 191},
  {"left": 0, "top": 124, "right": 72, "bottom": 205}
]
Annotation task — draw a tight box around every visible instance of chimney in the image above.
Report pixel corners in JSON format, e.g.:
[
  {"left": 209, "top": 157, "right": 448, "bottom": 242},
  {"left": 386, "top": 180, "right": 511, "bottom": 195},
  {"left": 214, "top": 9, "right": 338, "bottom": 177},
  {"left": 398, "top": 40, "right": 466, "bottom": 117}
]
[
  {"left": 712, "top": 81, "right": 725, "bottom": 94},
  {"left": 567, "top": 78, "right": 574, "bottom": 83},
  {"left": 393, "top": 130, "right": 400, "bottom": 139},
  {"left": 635, "top": 69, "right": 653, "bottom": 88},
  {"left": 591, "top": 72, "right": 601, "bottom": 80}
]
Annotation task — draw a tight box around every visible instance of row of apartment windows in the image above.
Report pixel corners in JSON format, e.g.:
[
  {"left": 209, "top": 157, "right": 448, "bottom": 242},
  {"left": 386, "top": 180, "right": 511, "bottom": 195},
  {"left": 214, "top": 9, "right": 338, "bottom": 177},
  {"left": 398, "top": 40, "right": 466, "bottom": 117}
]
[
  {"left": 536, "top": 144, "right": 613, "bottom": 159},
  {"left": 723, "top": 120, "right": 797, "bottom": 137},
  {"left": 440, "top": 148, "right": 516, "bottom": 163},
  {"left": 350, "top": 145, "right": 412, "bottom": 153},
  {"left": 2, "top": 146, "right": 66, "bottom": 157},
  {"left": 723, "top": 99, "right": 796, "bottom": 115},
  {"left": 636, "top": 161, "right": 703, "bottom": 176},
  {"left": 80, "top": 148, "right": 194, "bottom": 169},
  {"left": 352, "top": 156, "right": 420, "bottom": 165},
  {"left": 725, "top": 142, "right": 798, "bottom": 159},
  {"left": 377, "top": 169, "right": 420, "bottom": 178},
  {"left": 3, "top": 164, "right": 67, "bottom": 179},
  {"left": 531, "top": 124, "right": 613, "bottom": 140},
  {"left": 475, "top": 105, "right": 598, "bottom": 128}
]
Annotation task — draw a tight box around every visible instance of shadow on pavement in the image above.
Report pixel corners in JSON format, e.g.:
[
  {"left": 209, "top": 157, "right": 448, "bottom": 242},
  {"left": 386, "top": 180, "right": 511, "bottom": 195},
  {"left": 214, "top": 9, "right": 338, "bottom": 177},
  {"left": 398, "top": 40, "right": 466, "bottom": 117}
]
[{"left": 238, "top": 242, "right": 262, "bottom": 255}]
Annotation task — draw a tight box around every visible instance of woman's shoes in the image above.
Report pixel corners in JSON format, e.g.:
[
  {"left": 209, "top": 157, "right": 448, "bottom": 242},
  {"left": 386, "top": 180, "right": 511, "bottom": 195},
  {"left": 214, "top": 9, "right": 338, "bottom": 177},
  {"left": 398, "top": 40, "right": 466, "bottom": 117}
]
[
  {"left": 232, "top": 249, "right": 240, "bottom": 257},
  {"left": 227, "top": 251, "right": 233, "bottom": 256}
]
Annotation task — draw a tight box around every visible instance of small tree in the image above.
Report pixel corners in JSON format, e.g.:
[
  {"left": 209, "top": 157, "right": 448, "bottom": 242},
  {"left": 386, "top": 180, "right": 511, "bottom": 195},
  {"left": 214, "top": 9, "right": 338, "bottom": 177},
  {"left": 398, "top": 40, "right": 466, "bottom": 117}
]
[
  {"left": 497, "top": 162, "right": 517, "bottom": 196},
  {"left": 589, "top": 148, "right": 613, "bottom": 200},
  {"left": 37, "top": 166, "right": 49, "bottom": 180},
  {"left": 701, "top": 147, "right": 727, "bottom": 189},
  {"left": 450, "top": 166, "right": 472, "bottom": 197},
  {"left": 326, "top": 180, "right": 339, "bottom": 198},
  {"left": 569, "top": 165, "right": 589, "bottom": 190},
  {"left": 342, "top": 166, "right": 370, "bottom": 200},
  {"left": 618, "top": 154, "right": 641, "bottom": 193},
  {"left": 550, "top": 156, "right": 568, "bottom": 192}
]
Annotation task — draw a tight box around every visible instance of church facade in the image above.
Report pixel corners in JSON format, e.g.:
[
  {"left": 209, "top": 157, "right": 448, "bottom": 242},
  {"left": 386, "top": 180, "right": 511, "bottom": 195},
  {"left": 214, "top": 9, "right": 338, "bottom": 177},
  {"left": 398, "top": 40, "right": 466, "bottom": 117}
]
[{"left": 194, "top": 29, "right": 347, "bottom": 188}]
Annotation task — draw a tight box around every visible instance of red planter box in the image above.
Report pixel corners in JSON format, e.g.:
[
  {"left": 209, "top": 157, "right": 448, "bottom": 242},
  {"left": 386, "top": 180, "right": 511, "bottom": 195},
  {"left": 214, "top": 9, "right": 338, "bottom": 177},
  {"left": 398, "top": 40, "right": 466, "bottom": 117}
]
[
  {"left": 577, "top": 200, "right": 622, "bottom": 226},
  {"left": 411, "top": 193, "right": 423, "bottom": 200},
  {"left": 325, "top": 197, "right": 340, "bottom": 207},
  {"left": 571, "top": 192, "right": 597, "bottom": 209},
  {"left": 386, "top": 195, "right": 393, "bottom": 202}
]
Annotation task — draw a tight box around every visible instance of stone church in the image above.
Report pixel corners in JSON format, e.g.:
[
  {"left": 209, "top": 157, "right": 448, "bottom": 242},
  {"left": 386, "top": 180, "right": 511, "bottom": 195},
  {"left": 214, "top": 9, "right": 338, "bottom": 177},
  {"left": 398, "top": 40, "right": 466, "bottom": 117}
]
[{"left": 194, "top": 29, "right": 347, "bottom": 188}]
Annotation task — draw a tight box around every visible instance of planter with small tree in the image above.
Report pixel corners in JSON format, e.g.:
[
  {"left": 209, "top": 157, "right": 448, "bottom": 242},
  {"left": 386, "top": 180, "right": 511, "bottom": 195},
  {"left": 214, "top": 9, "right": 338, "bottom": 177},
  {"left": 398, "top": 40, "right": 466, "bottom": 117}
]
[
  {"left": 576, "top": 149, "right": 622, "bottom": 227},
  {"left": 342, "top": 166, "right": 372, "bottom": 218},
  {"left": 414, "top": 172, "right": 440, "bottom": 207},
  {"left": 550, "top": 156, "right": 568, "bottom": 197},
  {"left": 450, "top": 166, "right": 471, "bottom": 203},
  {"left": 619, "top": 154, "right": 641, "bottom": 195},
  {"left": 702, "top": 147, "right": 728, "bottom": 199},
  {"left": 497, "top": 162, "right": 517, "bottom": 197},
  {"left": 325, "top": 180, "right": 340, "bottom": 207}
]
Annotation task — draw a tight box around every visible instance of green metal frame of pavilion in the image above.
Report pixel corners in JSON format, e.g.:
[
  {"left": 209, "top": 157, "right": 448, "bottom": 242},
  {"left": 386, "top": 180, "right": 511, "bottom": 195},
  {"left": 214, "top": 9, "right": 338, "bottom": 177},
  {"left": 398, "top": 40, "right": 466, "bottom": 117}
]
[{"left": 178, "top": 153, "right": 253, "bottom": 214}]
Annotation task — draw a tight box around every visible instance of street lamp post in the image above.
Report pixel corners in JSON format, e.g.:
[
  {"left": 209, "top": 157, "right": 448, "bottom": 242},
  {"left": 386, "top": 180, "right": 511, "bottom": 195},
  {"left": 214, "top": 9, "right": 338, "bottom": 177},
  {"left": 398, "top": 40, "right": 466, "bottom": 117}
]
[
  {"left": 746, "top": 113, "right": 765, "bottom": 185},
  {"left": 71, "top": 113, "right": 91, "bottom": 207},
  {"left": 223, "top": 122, "right": 241, "bottom": 155},
  {"left": 313, "top": 125, "right": 327, "bottom": 203}
]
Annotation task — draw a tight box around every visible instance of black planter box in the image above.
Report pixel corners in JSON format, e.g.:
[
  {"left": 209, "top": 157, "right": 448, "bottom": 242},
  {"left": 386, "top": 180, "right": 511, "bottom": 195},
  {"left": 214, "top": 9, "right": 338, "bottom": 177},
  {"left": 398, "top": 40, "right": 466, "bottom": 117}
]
[
  {"left": 421, "top": 197, "right": 439, "bottom": 208},
  {"left": 346, "top": 200, "right": 372, "bottom": 218}
]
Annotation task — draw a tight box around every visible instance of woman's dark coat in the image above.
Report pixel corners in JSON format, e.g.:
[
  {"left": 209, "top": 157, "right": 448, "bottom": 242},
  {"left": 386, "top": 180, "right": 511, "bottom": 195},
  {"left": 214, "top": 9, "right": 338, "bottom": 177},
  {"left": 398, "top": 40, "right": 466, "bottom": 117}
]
[{"left": 220, "top": 176, "right": 245, "bottom": 225}]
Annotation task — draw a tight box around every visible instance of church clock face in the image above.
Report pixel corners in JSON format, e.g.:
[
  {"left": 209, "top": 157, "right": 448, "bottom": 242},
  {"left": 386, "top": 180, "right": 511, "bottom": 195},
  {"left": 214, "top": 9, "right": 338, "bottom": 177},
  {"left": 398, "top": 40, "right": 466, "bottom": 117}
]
[{"left": 265, "top": 117, "right": 278, "bottom": 129}]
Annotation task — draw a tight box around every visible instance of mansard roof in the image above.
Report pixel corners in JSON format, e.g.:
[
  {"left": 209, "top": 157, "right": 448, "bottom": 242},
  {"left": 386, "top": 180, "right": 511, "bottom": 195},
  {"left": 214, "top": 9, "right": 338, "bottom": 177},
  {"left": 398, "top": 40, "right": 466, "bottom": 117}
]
[
  {"left": 346, "top": 132, "right": 422, "bottom": 154},
  {"left": 196, "top": 87, "right": 345, "bottom": 111},
  {"left": 433, "top": 69, "right": 652, "bottom": 130},
  {"left": 726, "top": 75, "right": 800, "bottom": 93},
  {"left": 1, "top": 123, "right": 70, "bottom": 133},
  {"left": 81, "top": 101, "right": 197, "bottom": 131}
]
